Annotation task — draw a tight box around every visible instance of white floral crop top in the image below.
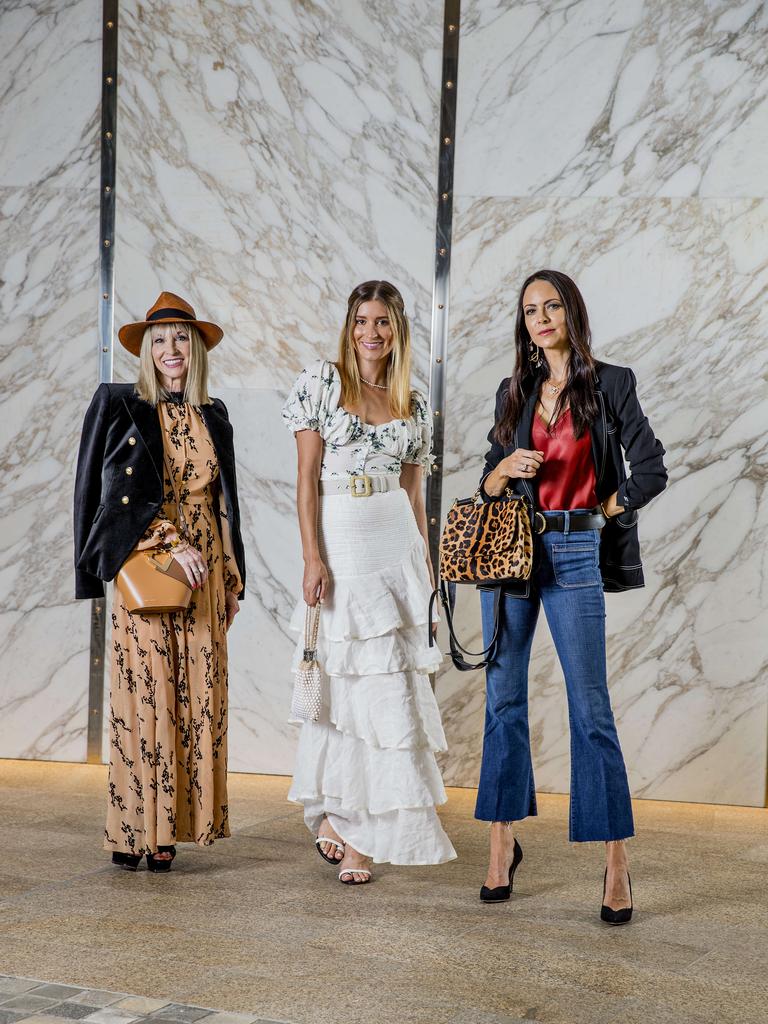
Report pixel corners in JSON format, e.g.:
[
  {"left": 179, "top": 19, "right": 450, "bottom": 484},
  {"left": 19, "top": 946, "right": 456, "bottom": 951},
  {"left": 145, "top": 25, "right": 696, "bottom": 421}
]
[{"left": 281, "top": 360, "right": 434, "bottom": 479}]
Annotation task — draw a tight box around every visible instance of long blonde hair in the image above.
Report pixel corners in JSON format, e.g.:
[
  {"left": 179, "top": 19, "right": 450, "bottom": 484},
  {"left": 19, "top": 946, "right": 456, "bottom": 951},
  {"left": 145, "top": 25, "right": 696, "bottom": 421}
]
[
  {"left": 336, "top": 280, "right": 413, "bottom": 419},
  {"left": 135, "top": 323, "right": 211, "bottom": 406}
]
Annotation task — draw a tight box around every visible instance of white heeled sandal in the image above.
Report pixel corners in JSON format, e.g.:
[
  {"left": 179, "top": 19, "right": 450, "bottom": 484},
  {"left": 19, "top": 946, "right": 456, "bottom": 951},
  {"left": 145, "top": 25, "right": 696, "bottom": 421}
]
[
  {"left": 338, "top": 867, "right": 372, "bottom": 885},
  {"left": 315, "top": 835, "right": 345, "bottom": 864}
]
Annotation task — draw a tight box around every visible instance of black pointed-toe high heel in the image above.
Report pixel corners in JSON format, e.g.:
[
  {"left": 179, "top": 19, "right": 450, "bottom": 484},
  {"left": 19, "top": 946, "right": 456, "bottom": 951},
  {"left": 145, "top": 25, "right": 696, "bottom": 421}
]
[
  {"left": 480, "top": 838, "right": 523, "bottom": 904},
  {"left": 146, "top": 845, "right": 176, "bottom": 873},
  {"left": 111, "top": 851, "right": 142, "bottom": 871},
  {"left": 600, "top": 868, "right": 633, "bottom": 925}
]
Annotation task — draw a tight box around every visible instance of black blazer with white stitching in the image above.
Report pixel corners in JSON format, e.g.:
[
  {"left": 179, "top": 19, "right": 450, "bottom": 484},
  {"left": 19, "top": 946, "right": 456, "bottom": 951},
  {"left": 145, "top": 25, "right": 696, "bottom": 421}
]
[{"left": 479, "top": 361, "right": 667, "bottom": 595}]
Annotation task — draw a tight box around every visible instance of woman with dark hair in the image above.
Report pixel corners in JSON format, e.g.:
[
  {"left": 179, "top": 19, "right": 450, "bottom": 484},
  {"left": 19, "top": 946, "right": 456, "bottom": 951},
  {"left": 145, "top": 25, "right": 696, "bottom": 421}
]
[
  {"left": 74, "top": 292, "right": 245, "bottom": 872},
  {"left": 476, "top": 269, "right": 666, "bottom": 923},
  {"left": 282, "top": 280, "right": 455, "bottom": 885}
]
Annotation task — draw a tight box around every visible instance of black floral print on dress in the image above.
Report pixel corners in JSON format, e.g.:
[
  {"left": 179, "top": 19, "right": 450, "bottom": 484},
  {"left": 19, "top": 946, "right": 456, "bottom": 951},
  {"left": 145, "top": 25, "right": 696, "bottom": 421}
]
[{"left": 104, "top": 401, "right": 242, "bottom": 856}]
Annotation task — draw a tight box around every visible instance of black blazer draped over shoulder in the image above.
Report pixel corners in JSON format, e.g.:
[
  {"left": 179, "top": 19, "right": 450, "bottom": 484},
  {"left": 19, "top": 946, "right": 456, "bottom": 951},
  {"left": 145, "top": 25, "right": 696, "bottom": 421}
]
[
  {"left": 480, "top": 361, "right": 667, "bottom": 595},
  {"left": 74, "top": 383, "right": 246, "bottom": 601}
]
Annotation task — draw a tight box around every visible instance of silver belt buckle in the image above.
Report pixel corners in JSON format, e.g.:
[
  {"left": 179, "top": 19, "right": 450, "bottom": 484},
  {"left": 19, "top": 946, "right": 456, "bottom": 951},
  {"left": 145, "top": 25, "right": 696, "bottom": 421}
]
[
  {"left": 349, "top": 474, "right": 373, "bottom": 497},
  {"left": 534, "top": 511, "right": 547, "bottom": 534}
]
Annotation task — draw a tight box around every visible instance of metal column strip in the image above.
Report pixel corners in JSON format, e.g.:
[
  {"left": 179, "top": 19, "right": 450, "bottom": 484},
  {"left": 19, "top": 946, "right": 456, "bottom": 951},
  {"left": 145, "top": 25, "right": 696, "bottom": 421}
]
[
  {"left": 426, "top": 1, "right": 460, "bottom": 573},
  {"left": 86, "top": 0, "right": 119, "bottom": 764}
]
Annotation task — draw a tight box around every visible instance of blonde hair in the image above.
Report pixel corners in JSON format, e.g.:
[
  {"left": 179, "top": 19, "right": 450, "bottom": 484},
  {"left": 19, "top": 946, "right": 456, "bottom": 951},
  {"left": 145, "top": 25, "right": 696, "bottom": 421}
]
[
  {"left": 135, "top": 323, "right": 211, "bottom": 406},
  {"left": 336, "top": 280, "right": 413, "bottom": 419}
]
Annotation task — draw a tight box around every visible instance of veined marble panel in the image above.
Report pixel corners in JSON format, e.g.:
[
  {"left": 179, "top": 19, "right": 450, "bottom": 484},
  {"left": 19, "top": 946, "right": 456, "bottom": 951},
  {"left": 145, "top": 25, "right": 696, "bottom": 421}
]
[
  {"left": 437, "top": 195, "right": 768, "bottom": 807},
  {"left": 216, "top": 387, "right": 302, "bottom": 774},
  {"left": 455, "top": 0, "right": 768, "bottom": 199},
  {"left": 113, "top": 0, "right": 442, "bottom": 392},
  {"left": 0, "top": 0, "right": 101, "bottom": 760},
  {"left": 0, "top": 0, "right": 100, "bottom": 187}
]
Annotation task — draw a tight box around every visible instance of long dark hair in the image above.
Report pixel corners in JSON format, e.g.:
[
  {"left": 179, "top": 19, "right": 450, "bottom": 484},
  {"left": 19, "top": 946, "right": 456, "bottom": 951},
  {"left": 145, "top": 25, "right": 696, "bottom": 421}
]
[{"left": 496, "top": 269, "right": 598, "bottom": 444}]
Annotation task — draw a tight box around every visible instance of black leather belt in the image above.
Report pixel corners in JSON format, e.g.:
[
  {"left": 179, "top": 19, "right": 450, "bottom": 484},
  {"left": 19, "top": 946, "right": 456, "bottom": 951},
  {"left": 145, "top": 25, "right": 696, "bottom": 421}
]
[{"left": 534, "top": 510, "right": 606, "bottom": 534}]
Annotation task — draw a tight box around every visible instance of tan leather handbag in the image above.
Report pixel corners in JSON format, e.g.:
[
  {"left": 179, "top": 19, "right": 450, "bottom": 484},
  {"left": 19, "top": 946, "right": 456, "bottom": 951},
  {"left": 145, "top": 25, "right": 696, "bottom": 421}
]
[
  {"left": 116, "top": 450, "right": 192, "bottom": 614},
  {"left": 116, "top": 549, "right": 192, "bottom": 614}
]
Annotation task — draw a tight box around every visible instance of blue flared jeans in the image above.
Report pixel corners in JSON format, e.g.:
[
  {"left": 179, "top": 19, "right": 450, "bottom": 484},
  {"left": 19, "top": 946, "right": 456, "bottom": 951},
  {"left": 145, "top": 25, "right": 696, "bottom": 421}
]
[{"left": 475, "top": 517, "right": 634, "bottom": 842}]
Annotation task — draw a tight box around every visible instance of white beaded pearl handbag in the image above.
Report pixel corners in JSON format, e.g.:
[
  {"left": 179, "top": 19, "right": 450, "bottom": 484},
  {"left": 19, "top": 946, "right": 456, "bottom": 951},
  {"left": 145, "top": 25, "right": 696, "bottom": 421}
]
[{"left": 291, "top": 601, "right": 323, "bottom": 722}]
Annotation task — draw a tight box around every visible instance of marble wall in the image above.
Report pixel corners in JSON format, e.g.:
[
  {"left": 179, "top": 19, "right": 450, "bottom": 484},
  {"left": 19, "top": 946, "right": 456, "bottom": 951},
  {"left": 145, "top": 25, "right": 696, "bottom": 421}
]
[
  {"left": 3, "top": 0, "right": 765, "bottom": 806},
  {"left": 0, "top": 0, "right": 101, "bottom": 760},
  {"left": 437, "top": 0, "right": 768, "bottom": 806},
  {"left": 113, "top": 0, "right": 443, "bottom": 773}
]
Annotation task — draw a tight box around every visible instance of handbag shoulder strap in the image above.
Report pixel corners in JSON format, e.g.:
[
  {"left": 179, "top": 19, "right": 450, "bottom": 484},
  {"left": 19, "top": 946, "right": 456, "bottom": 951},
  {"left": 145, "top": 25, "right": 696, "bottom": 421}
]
[
  {"left": 428, "top": 581, "right": 502, "bottom": 672},
  {"left": 161, "top": 445, "right": 190, "bottom": 538}
]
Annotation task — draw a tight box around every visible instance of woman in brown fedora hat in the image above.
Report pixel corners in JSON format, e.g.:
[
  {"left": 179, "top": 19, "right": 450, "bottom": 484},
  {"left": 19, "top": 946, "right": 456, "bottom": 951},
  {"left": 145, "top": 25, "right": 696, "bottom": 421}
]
[{"left": 74, "top": 292, "right": 246, "bottom": 872}]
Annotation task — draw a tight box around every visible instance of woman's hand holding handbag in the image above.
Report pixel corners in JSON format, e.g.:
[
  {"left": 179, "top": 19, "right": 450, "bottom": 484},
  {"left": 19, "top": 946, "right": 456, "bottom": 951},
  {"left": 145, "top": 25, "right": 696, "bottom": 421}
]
[
  {"left": 116, "top": 454, "right": 202, "bottom": 615},
  {"left": 429, "top": 488, "right": 534, "bottom": 672},
  {"left": 291, "top": 601, "right": 323, "bottom": 722}
]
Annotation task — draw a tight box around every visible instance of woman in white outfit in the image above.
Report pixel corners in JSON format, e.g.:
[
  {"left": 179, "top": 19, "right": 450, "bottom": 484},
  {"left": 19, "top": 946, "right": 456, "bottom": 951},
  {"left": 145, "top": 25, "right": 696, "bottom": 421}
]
[{"left": 282, "top": 280, "right": 456, "bottom": 885}]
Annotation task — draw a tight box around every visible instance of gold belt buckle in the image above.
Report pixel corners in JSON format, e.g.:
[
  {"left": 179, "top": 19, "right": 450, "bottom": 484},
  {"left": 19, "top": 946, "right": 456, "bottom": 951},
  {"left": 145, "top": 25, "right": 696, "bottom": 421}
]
[
  {"left": 534, "top": 511, "right": 547, "bottom": 534},
  {"left": 349, "top": 474, "right": 373, "bottom": 497}
]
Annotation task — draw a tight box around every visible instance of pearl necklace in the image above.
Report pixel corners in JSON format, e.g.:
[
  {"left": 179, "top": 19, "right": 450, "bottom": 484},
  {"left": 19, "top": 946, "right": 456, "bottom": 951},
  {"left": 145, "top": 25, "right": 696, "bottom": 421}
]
[{"left": 360, "top": 375, "right": 388, "bottom": 390}]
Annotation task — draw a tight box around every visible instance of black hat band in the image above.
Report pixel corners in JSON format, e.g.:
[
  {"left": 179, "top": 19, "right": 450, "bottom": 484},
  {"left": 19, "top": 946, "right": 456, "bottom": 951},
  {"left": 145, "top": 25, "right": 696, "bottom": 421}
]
[{"left": 147, "top": 307, "right": 195, "bottom": 322}]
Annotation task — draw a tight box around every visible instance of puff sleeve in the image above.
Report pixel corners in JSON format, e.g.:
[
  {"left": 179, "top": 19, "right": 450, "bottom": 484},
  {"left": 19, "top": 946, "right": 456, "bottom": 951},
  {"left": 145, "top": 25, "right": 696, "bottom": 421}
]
[
  {"left": 281, "top": 360, "right": 338, "bottom": 435},
  {"left": 403, "top": 390, "right": 435, "bottom": 473}
]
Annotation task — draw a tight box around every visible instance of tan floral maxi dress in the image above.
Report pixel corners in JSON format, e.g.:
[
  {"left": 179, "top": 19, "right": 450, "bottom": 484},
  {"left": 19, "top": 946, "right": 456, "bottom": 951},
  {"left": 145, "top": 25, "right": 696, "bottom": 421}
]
[{"left": 105, "top": 398, "right": 242, "bottom": 856}]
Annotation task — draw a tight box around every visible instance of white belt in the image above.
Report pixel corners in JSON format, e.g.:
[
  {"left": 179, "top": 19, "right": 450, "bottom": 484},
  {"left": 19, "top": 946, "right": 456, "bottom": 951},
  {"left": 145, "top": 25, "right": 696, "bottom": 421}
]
[{"left": 319, "top": 474, "right": 401, "bottom": 498}]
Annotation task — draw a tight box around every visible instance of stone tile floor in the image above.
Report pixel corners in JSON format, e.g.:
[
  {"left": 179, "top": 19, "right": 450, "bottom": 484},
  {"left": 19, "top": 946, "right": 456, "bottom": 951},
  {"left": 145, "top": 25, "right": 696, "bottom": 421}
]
[
  {"left": 0, "top": 978, "right": 292, "bottom": 1024},
  {"left": 2, "top": 762, "right": 767, "bottom": 1024}
]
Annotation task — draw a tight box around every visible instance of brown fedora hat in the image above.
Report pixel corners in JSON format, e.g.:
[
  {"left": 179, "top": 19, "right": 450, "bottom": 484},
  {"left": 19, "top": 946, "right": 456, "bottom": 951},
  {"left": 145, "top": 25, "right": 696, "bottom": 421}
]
[{"left": 118, "top": 291, "right": 224, "bottom": 356}]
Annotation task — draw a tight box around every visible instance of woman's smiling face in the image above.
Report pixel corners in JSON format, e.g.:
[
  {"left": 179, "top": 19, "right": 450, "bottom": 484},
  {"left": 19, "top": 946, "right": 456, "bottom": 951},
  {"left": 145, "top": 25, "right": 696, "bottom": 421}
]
[
  {"left": 352, "top": 300, "right": 394, "bottom": 364},
  {"left": 522, "top": 279, "right": 569, "bottom": 357},
  {"left": 151, "top": 323, "right": 190, "bottom": 390}
]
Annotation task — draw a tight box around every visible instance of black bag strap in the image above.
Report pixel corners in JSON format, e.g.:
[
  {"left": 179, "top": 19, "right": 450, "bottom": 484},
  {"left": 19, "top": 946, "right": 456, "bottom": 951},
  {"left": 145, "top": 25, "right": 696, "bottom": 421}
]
[{"left": 428, "top": 580, "right": 502, "bottom": 672}]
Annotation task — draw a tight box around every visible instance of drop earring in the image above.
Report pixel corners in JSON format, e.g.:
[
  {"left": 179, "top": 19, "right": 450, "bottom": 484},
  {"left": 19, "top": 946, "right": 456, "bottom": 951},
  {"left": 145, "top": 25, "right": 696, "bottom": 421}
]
[{"left": 528, "top": 341, "right": 541, "bottom": 368}]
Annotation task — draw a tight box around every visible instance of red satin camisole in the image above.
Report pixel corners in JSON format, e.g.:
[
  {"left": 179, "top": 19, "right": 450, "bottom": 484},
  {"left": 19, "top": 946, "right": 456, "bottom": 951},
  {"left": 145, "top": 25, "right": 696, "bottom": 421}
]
[{"left": 531, "top": 407, "right": 597, "bottom": 512}]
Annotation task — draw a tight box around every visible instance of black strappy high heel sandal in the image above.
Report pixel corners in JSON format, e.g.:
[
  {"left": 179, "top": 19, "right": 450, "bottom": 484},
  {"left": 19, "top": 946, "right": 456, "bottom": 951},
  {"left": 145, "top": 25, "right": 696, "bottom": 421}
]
[
  {"left": 111, "top": 852, "right": 142, "bottom": 871},
  {"left": 146, "top": 845, "right": 176, "bottom": 873},
  {"left": 480, "top": 838, "right": 523, "bottom": 903},
  {"left": 600, "top": 868, "right": 633, "bottom": 925}
]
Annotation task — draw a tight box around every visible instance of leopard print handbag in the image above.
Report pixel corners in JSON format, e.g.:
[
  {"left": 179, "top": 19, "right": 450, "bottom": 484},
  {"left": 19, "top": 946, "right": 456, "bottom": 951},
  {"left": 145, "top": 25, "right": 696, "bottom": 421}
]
[
  {"left": 439, "top": 490, "right": 534, "bottom": 585},
  {"left": 429, "top": 490, "right": 534, "bottom": 672}
]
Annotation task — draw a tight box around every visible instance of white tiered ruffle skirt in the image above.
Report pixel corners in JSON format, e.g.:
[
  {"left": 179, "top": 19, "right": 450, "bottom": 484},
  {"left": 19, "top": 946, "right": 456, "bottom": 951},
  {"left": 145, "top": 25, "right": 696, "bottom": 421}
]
[{"left": 288, "top": 486, "right": 456, "bottom": 865}]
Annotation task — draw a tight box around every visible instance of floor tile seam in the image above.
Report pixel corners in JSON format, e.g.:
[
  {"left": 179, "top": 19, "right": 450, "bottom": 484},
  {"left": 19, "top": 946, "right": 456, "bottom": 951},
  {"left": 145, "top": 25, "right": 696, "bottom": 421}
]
[
  {"left": 229, "top": 810, "right": 304, "bottom": 834},
  {"left": 537, "top": 952, "right": 760, "bottom": 1006},
  {"left": 0, "top": 863, "right": 121, "bottom": 908},
  {"left": 671, "top": 945, "right": 764, "bottom": 979},
  {"left": 0, "top": 813, "right": 301, "bottom": 909},
  {"left": 397, "top": 925, "right": 712, "bottom": 966}
]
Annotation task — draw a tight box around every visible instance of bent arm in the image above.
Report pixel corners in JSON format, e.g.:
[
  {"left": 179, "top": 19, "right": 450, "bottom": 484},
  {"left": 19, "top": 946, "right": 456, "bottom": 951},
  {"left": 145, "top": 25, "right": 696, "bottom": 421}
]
[
  {"left": 614, "top": 369, "right": 667, "bottom": 510},
  {"left": 296, "top": 429, "right": 323, "bottom": 562},
  {"left": 135, "top": 517, "right": 188, "bottom": 554}
]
